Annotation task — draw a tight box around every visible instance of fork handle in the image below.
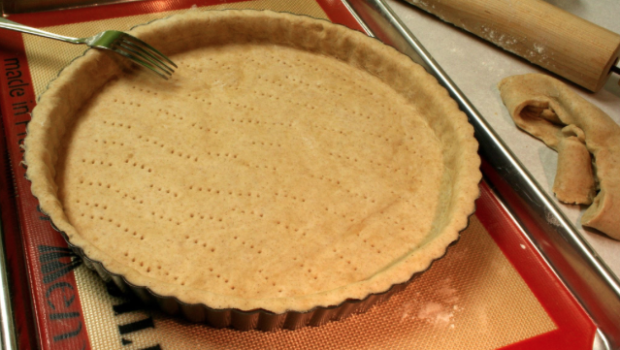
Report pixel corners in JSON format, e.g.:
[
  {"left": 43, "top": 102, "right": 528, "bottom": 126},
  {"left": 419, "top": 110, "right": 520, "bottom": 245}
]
[{"left": 0, "top": 17, "right": 83, "bottom": 44}]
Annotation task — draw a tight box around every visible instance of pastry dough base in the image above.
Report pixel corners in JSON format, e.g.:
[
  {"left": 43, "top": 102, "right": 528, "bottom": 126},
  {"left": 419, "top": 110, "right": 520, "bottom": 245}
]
[{"left": 24, "top": 10, "right": 481, "bottom": 314}]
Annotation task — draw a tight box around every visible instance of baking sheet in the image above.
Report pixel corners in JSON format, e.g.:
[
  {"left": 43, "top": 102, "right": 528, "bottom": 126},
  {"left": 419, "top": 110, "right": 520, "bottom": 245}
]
[
  {"left": 0, "top": 0, "right": 600, "bottom": 348},
  {"left": 386, "top": 0, "right": 620, "bottom": 278}
]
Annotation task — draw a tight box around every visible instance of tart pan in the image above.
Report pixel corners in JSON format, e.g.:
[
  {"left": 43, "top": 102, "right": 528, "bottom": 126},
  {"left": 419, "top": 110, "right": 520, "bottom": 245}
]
[{"left": 23, "top": 10, "right": 481, "bottom": 330}]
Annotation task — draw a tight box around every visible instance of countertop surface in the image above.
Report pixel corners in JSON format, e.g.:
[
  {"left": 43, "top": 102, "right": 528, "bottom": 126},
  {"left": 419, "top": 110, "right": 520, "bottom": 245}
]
[{"left": 386, "top": 0, "right": 620, "bottom": 278}]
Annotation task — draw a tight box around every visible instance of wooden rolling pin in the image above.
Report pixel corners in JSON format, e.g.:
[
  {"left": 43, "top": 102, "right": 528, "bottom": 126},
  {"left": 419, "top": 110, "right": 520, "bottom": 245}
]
[{"left": 403, "top": 0, "right": 620, "bottom": 92}]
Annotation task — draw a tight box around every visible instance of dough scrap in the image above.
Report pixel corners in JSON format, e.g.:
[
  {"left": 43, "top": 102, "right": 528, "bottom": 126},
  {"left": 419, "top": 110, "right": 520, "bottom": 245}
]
[
  {"left": 554, "top": 125, "right": 596, "bottom": 205},
  {"left": 498, "top": 73, "right": 620, "bottom": 240}
]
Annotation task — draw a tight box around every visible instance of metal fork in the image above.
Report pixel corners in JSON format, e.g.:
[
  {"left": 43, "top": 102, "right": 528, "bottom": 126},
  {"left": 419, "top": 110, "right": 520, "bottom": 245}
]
[{"left": 0, "top": 17, "right": 177, "bottom": 79}]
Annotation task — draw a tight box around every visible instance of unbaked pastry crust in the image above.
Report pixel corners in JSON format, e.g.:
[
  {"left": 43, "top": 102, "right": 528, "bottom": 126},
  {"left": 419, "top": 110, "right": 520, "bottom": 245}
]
[
  {"left": 499, "top": 73, "right": 620, "bottom": 240},
  {"left": 24, "top": 10, "right": 481, "bottom": 314}
]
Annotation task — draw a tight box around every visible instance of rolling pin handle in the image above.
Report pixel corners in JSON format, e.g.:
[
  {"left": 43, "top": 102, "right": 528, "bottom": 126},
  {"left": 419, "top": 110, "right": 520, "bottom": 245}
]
[{"left": 404, "top": 0, "right": 620, "bottom": 91}]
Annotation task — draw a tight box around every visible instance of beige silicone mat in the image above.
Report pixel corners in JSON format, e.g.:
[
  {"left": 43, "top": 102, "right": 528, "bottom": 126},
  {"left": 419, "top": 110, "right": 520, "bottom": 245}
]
[{"left": 22, "top": 1, "right": 556, "bottom": 349}]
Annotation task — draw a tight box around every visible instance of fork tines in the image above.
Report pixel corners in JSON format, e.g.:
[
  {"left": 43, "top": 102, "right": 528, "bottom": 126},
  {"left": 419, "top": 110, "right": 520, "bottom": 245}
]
[{"left": 115, "top": 34, "right": 178, "bottom": 79}]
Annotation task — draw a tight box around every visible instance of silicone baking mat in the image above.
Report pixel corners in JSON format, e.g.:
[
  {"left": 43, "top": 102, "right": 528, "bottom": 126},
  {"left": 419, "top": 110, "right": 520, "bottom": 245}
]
[{"left": 0, "top": 0, "right": 596, "bottom": 349}]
